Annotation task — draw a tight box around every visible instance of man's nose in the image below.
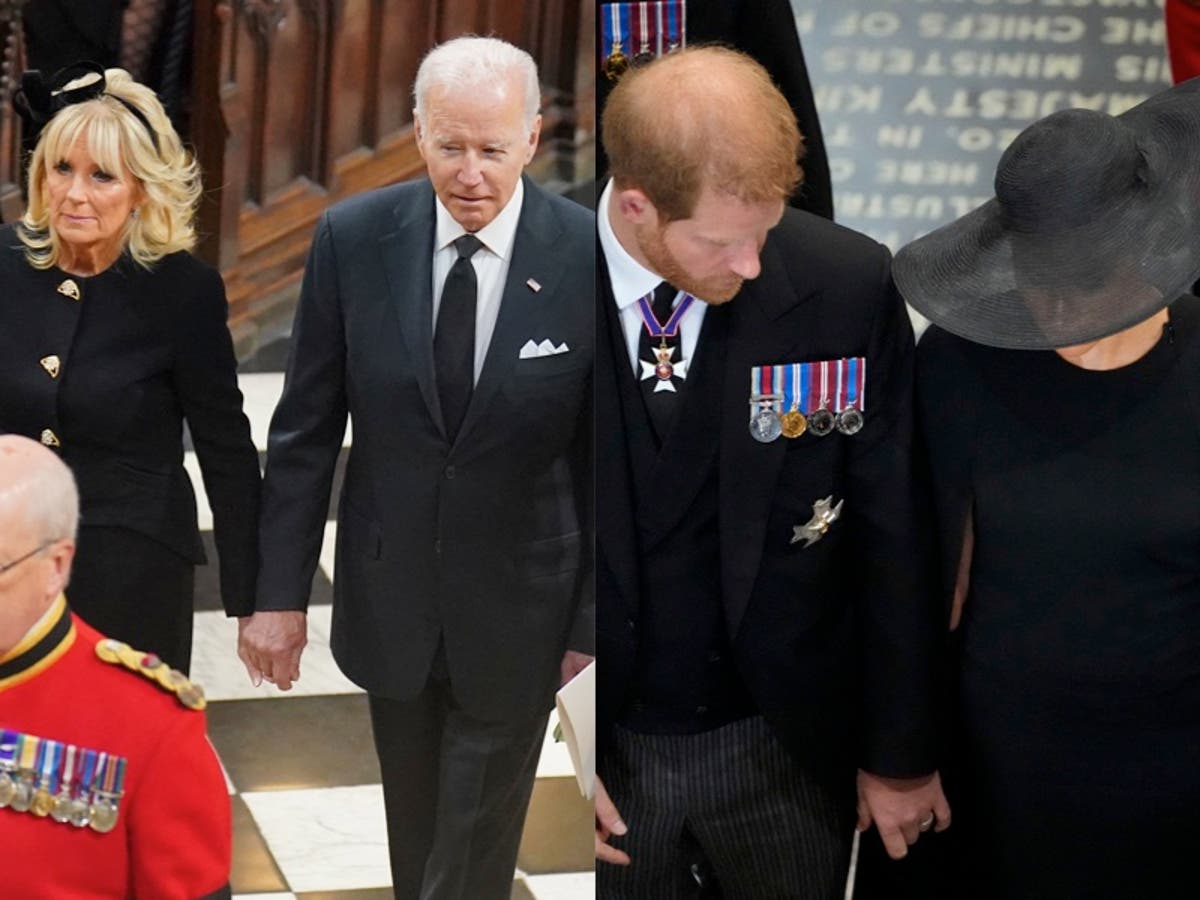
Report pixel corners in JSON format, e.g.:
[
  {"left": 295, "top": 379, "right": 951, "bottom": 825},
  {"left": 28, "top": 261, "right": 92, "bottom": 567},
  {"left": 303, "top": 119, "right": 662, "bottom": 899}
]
[
  {"left": 456, "top": 155, "right": 483, "bottom": 186},
  {"left": 728, "top": 243, "right": 762, "bottom": 281}
]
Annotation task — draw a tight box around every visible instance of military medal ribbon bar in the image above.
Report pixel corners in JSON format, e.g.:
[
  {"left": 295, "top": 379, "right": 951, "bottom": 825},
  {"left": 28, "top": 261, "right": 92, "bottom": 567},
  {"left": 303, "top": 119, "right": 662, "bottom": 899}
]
[
  {"left": 31, "top": 737, "right": 62, "bottom": 816},
  {"left": 0, "top": 729, "right": 17, "bottom": 808},
  {"left": 748, "top": 365, "right": 784, "bottom": 443},
  {"left": 601, "top": 2, "right": 686, "bottom": 79},
  {"left": 0, "top": 725, "right": 127, "bottom": 832},
  {"left": 601, "top": 3, "right": 631, "bottom": 80},
  {"left": 750, "top": 358, "right": 867, "bottom": 442},
  {"left": 13, "top": 732, "right": 37, "bottom": 811}
]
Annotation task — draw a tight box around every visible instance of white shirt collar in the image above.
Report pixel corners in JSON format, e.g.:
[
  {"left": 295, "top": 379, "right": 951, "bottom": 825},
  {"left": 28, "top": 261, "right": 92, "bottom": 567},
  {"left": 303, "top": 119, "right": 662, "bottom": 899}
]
[
  {"left": 434, "top": 176, "right": 525, "bottom": 259},
  {"left": 598, "top": 179, "right": 663, "bottom": 311}
]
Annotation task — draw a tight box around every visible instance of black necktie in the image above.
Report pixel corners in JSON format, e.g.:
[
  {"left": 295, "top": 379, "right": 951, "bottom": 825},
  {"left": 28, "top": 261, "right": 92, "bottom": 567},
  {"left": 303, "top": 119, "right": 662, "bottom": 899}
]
[
  {"left": 434, "top": 234, "right": 483, "bottom": 442},
  {"left": 638, "top": 281, "right": 684, "bottom": 443}
]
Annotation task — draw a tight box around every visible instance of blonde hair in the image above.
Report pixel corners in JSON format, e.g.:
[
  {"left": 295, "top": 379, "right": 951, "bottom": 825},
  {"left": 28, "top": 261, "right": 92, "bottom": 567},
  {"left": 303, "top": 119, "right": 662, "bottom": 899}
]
[
  {"left": 19, "top": 68, "right": 200, "bottom": 269},
  {"left": 603, "top": 45, "right": 802, "bottom": 222}
]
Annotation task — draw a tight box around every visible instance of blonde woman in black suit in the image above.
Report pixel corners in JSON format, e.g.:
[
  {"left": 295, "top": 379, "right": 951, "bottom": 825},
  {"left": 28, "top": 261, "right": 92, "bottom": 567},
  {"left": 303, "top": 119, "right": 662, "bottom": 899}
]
[{"left": 0, "top": 64, "right": 259, "bottom": 673}]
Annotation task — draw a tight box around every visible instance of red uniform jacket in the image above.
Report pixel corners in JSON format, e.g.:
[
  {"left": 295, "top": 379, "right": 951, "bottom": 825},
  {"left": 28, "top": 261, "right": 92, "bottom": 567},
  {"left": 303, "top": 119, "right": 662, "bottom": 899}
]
[
  {"left": 0, "top": 598, "right": 231, "bottom": 899},
  {"left": 1167, "top": 0, "right": 1200, "bottom": 82}
]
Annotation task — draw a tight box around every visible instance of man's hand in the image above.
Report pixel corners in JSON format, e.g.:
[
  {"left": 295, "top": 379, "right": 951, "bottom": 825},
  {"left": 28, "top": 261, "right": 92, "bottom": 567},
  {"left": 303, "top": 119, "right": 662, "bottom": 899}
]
[
  {"left": 595, "top": 776, "right": 631, "bottom": 865},
  {"left": 237, "top": 611, "right": 308, "bottom": 691},
  {"left": 856, "top": 769, "right": 951, "bottom": 860},
  {"left": 560, "top": 650, "right": 594, "bottom": 687}
]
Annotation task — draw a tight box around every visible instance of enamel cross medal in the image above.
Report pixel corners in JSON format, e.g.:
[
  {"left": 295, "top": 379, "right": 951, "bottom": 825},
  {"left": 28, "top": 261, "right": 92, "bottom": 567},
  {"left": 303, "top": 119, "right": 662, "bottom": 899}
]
[{"left": 637, "top": 289, "right": 694, "bottom": 393}]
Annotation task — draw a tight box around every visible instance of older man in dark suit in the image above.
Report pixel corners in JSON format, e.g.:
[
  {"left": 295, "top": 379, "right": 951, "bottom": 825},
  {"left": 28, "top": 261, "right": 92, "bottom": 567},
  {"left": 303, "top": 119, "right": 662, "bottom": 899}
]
[
  {"left": 594, "top": 46, "right": 947, "bottom": 898},
  {"left": 239, "top": 36, "right": 594, "bottom": 900}
]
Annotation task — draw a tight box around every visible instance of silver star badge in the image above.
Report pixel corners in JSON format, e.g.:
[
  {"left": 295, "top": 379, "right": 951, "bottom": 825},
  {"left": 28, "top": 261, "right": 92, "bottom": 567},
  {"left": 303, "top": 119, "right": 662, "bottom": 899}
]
[
  {"left": 639, "top": 345, "right": 689, "bottom": 393},
  {"left": 791, "top": 496, "right": 843, "bottom": 547}
]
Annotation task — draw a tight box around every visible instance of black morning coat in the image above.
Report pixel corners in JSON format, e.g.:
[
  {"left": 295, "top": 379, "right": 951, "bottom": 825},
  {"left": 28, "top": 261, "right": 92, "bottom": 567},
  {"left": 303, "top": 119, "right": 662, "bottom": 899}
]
[{"left": 597, "top": 208, "right": 941, "bottom": 781}]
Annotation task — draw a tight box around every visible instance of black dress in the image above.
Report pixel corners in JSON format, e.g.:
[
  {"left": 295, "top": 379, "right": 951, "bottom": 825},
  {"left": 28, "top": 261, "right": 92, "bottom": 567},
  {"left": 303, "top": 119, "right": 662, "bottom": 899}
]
[
  {"left": 0, "top": 225, "right": 260, "bottom": 672},
  {"left": 912, "top": 297, "right": 1200, "bottom": 898}
]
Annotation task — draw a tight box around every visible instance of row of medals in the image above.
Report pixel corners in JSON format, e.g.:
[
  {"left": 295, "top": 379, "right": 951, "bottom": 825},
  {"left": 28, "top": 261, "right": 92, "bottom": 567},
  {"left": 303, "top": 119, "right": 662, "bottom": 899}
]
[
  {"left": 750, "top": 398, "right": 864, "bottom": 443},
  {"left": 604, "top": 40, "right": 678, "bottom": 81},
  {"left": 0, "top": 756, "right": 121, "bottom": 833}
]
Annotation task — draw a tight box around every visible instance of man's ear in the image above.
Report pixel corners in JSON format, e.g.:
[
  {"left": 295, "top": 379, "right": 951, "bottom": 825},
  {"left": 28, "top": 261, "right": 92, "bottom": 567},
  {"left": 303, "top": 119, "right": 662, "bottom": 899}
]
[
  {"left": 523, "top": 114, "right": 542, "bottom": 163},
  {"left": 614, "top": 187, "right": 660, "bottom": 229},
  {"left": 44, "top": 539, "right": 75, "bottom": 599},
  {"left": 414, "top": 111, "right": 428, "bottom": 160}
]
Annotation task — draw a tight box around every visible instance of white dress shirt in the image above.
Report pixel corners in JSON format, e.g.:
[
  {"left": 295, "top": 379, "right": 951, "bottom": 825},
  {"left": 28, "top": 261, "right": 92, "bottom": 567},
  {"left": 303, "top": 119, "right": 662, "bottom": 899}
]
[
  {"left": 431, "top": 178, "right": 525, "bottom": 383},
  {"left": 597, "top": 179, "right": 707, "bottom": 374}
]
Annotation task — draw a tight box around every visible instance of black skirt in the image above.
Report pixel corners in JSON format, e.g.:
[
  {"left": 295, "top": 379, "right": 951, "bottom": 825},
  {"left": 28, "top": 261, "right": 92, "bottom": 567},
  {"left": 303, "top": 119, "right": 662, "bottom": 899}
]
[{"left": 67, "top": 524, "right": 195, "bottom": 674}]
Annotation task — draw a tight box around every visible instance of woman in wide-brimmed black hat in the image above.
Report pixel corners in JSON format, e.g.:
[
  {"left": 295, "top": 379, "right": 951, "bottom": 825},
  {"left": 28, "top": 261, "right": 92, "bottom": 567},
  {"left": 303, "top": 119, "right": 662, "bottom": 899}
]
[{"left": 889, "top": 78, "right": 1200, "bottom": 898}]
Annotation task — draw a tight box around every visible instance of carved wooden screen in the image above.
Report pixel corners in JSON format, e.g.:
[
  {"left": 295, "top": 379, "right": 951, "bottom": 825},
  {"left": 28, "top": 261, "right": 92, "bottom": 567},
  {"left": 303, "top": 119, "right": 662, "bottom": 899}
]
[
  {"left": 0, "top": 0, "right": 27, "bottom": 223},
  {"left": 192, "top": 0, "right": 594, "bottom": 351}
]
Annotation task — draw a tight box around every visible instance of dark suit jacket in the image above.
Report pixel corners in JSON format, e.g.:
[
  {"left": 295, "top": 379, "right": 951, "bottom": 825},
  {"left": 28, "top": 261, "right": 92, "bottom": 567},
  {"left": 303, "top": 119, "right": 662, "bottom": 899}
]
[
  {"left": 596, "top": 0, "right": 833, "bottom": 219},
  {"left": 0, "top": 223, "right": 261, "bottom": 615},
  {"left": 258, "top": 176, "right": 594, "bottom": 721},
  {"left": 597, "top": 209, "right": 939, "bottom": 779}
]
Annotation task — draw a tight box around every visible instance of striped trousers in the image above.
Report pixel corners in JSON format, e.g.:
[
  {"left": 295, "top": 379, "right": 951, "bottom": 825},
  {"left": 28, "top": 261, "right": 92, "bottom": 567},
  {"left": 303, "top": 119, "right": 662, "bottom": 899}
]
[{"left": 598, "top": 715, "right": 855, "bottom": 899}]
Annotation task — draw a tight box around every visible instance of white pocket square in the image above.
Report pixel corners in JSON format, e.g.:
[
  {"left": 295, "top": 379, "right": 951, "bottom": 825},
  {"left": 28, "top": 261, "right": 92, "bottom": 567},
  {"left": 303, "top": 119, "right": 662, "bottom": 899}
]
[{"left": 519, "top": 339, "right": 570, "bottom": 359}]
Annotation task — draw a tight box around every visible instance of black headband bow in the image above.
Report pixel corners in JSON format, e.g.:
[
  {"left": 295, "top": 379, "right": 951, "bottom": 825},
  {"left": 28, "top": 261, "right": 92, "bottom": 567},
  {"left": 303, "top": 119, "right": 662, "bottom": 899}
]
[{"left": 12, "top": 61, "right": 161, "bottom": 155}]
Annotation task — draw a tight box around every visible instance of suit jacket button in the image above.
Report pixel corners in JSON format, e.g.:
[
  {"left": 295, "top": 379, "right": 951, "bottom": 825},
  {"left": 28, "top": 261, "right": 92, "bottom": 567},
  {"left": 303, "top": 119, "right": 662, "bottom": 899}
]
[
  {"left": 444, "top": 465, "right": 456, "bottom": 479},
  {"left": 625, "top": 618, "right": 636, "bottom": 631},
  {"left": 707, "top": 650, "right": 722, "bottom": 663},
  {"left": 696, "top": 705, "right": 709, "bottom": 715}
]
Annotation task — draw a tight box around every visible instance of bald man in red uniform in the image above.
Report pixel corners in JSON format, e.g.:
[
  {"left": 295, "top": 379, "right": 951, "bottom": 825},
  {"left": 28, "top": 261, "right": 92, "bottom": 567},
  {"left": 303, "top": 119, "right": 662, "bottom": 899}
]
[{"left": 0, "top": 434, "right": 231, "bottom": 899}]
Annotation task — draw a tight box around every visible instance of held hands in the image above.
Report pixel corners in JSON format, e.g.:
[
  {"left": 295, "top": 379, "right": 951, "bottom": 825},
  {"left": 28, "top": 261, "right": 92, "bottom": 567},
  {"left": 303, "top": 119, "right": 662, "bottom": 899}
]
[
  {"left": 237, "top": 610, "right": 308, "bottom": 691},
  {"left": 856, "top": 769, "right": 951, "bottom": 860},
  {"left": 595, "top": 776, "right": 631, "bottom": 866}
]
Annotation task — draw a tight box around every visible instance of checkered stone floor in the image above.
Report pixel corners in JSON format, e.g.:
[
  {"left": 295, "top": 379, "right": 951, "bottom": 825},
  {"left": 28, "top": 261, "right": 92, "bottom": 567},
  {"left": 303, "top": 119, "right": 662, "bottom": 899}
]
[{"left": 189, "top": 348, "right": 593, "bottom": 899}]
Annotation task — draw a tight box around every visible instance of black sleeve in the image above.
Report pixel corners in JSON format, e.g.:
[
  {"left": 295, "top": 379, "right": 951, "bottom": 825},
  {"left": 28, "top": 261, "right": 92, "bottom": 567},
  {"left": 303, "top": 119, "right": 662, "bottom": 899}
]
[
  {"left": 173, "top": 264, "right": 261, "bottom": 617},
  {"left": 256, "top": 212, "right": 349, "bottom": 611},
  {"left": 567, "top": 363, "right": 596, "bottom": 654},
  {"left": 849, "top": 248, "right": 941, "bottom": 777}
]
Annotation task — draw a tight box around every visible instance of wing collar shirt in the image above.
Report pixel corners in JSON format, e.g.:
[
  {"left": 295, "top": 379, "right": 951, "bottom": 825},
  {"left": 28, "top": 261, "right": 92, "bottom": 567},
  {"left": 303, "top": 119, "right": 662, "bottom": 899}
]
[
  {"left": 432, "top": 177, "right": 525, "bottom": 383},
  {"left": 597, "top": 178, "right": 707, "bottom": 373}
]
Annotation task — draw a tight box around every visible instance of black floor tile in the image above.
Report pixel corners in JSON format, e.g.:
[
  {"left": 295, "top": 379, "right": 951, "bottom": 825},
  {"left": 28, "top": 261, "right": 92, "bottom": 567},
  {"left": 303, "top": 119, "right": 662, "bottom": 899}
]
[
  {"left": 208, "top": 694, "right": 380, "bottom": 791},
  {"left": 230, "top": 793, "right": 289, "bottom": 893}
]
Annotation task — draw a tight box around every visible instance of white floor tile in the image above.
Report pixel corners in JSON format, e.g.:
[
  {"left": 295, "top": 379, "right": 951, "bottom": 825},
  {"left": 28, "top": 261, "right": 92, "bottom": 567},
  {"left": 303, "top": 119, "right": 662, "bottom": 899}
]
[
  {"left": 185, "top": 452, "right": 212, "bottom": 532},
  {"left": 536, "top": 713, "right": 581, "bottom": 781},
  {"left": 190, "top": 609, "right": 362, "bottom": 702},
  {"left": 219, "top": 753, "right": 236, "bottom": 795},
  {"left": 241, "top": 784, "right": 391, "bottom": 892},
  {"left": 318, "top": 521, "right": 338, "bottom": 581},
  {"left": 236, "top": 373, "right": 286, "bottom": 451},
  {"left": 235, "top": 371, "right": 353, "bottom": 451},
  {"left": 523, "top": 871, "right": 595, "bottom": 899}
]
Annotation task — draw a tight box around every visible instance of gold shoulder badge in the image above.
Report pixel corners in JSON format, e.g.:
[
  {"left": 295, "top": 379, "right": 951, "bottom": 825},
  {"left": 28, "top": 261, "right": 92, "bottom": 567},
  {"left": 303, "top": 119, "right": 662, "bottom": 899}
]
[{"left": 95, "top": 639, "right": 207, "bottom": 710}]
